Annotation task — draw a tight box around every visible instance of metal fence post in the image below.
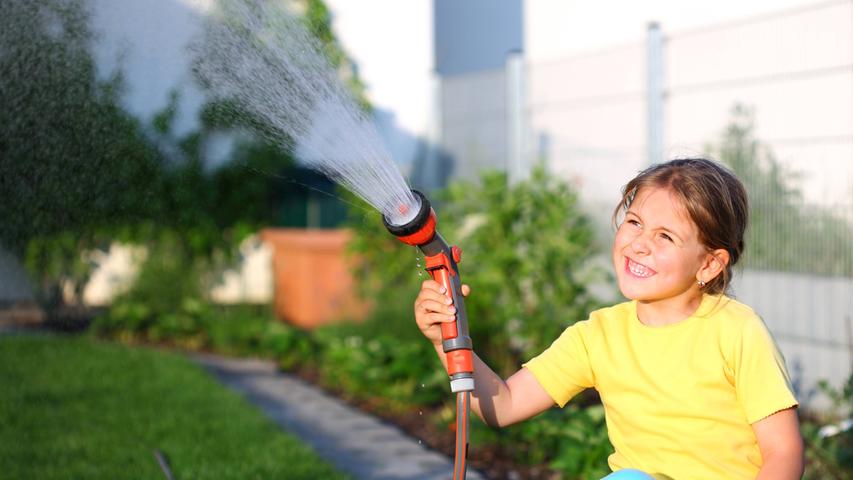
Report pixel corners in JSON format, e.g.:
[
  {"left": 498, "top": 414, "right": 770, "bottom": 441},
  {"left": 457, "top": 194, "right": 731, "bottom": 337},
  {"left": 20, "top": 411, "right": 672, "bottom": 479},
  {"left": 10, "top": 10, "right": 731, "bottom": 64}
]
[
  {"left": 506, "top": 50, "right": 527, "bottom": 183},
  {"left": 647, "top": 22, "right": 664, "bottom": 165}
]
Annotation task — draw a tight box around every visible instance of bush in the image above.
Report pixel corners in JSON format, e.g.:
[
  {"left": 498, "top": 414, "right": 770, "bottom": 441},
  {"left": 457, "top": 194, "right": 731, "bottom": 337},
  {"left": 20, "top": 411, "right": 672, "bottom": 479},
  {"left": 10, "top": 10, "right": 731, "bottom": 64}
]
[
  {"left": 439, "top": 168, "right": 609, "bottom": 371},
  {"left": 94, "top": 167, "right": 617, "bottom": 478},
  {"left": 346, "top": 166, "right": 608, "bottom": 376},
  {"left": 92, "top": 230, "right": 205, "bottom": 339},
  {"left": 514, "top": 406, "right": 612, "bottom": 479},
  {"left": 315, "top": 328, "right": 448, "bottom": 408},
  {"left": 341, "top": 167, "right": 615, "bottom": 477},
  {"left": 802, "top": 375, "right": 853, "bottom": 479}
]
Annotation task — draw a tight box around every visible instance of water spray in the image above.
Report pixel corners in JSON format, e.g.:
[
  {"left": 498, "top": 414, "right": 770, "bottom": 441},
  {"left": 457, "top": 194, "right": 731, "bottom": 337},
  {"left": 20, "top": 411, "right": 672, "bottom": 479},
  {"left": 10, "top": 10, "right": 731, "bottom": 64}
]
[
  {"left": 383, "top": 190, "right": 474, "bottom": 480},
  {"left": 193, "top": 2, "right": 474, "bottom": 476}
]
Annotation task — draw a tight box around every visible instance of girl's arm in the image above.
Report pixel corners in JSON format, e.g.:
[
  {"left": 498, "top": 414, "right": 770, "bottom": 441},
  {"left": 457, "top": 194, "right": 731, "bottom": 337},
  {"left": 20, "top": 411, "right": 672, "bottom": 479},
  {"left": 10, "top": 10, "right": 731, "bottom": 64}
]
[
  {"left": 752, "top": 407, "right": 804, "bottom": 480},
  {"left": 415, "top": 279, "right": 555, "bottom": 427},
  {"left": 428, "top": 343, "right": 555, "bottom": 427}
]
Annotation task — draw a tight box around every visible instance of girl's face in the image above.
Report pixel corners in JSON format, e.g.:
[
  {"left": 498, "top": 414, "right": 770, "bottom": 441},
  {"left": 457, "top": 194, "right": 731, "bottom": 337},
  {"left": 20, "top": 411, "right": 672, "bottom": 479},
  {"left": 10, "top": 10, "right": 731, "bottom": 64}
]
[{"left": 612, "top": 187, "right": 710, "bottom": 304}]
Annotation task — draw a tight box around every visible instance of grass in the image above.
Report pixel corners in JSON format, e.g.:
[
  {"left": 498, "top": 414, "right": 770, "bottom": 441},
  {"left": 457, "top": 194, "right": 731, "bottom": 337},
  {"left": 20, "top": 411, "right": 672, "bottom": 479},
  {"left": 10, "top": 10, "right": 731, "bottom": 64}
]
[{"left": 0, "top": 334, "right": 350, "bottom": 479}]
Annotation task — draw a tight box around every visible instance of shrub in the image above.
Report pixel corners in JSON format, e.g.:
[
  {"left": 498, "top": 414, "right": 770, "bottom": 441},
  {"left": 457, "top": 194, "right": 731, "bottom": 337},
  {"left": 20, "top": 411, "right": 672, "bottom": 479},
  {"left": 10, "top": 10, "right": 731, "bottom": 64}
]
[
  {"left": 92, "top": 230, "right": 205, "bottom": 339},
  {"left": 802, "top": 375, "right": 852, "bottom": 479},
  {"left": 438, "top": 167, "right": 608, "bottom": 372},
  {"left": 346, "top": 166, "right": 608, "bottom": 376},
  {"left": 313, "top": 321, "right": 447, "bottom": 408},
  {"left": 515, "top": 406, "right": 612, "bottom": 479}
]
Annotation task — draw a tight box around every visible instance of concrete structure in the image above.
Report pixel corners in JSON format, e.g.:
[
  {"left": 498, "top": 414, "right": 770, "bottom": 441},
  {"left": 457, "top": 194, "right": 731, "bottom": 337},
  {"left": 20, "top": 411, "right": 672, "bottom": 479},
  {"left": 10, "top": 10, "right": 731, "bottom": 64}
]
[{"left": 209, "top": 236, "right": 274, "bottom": 305}]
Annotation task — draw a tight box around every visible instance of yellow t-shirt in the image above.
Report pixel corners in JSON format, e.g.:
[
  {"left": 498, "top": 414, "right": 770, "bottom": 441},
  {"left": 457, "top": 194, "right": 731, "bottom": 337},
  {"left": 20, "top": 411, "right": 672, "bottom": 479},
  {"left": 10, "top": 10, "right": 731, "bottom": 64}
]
[{"left": 523, "top": 294, "right": 798, "bottom": 480}]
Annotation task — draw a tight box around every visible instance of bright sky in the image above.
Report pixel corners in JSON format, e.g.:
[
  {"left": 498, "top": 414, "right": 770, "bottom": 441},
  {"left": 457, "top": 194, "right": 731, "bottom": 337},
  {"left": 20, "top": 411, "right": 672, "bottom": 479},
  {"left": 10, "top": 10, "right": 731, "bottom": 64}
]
[{"left": 323, "top": 0, "right": 433, "bottom": 137}]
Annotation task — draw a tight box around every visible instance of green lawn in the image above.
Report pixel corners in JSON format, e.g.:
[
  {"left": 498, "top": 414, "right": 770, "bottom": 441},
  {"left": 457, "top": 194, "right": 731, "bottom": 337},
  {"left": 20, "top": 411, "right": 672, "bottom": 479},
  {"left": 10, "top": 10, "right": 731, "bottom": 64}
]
[{"left": 0, "top": 334, "right": 349, "bottom": 479}]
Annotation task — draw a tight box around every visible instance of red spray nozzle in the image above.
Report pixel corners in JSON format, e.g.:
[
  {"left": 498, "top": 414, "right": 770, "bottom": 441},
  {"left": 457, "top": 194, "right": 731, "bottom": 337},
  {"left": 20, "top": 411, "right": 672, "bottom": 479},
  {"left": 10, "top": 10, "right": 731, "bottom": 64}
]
[
  {"left": 383, "top": 189, "right": 474, "bottom": 394},
  {"left": 383, "top": 190, "right": 436, "bottom": 246}
]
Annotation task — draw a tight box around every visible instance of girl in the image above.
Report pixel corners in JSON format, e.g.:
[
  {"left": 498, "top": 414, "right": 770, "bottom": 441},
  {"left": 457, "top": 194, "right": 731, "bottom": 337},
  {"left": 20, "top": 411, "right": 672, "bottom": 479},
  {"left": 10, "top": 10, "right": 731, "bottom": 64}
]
[{"left": 414, "top": 158, "right": 803, "bottom": 479}]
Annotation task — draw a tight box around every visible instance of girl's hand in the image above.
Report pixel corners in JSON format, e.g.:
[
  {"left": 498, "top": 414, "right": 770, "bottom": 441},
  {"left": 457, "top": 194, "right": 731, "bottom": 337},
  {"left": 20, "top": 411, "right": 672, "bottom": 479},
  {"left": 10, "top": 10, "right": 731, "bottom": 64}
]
[{"left": 414, "top": 279, "right": 470, "bottom": 346}]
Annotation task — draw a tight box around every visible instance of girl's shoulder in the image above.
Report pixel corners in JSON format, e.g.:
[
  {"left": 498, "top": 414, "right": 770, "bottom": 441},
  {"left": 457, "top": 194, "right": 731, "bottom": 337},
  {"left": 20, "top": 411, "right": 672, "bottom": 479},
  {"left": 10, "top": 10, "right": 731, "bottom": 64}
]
[
  {"left": 702, "top": 295, "right": 763, "bottom": 327},
  {"left": 582, "top": 300, "right": 636, "bottom": 332},
  {"left": 588, "top": 300, "right": 634, "bottom": 321},
  {"left": 701, "top": 295, "right": 778, "bottom": 351},
  {"left": 586, "top": 295, "right": 765, "bottom": 330}
]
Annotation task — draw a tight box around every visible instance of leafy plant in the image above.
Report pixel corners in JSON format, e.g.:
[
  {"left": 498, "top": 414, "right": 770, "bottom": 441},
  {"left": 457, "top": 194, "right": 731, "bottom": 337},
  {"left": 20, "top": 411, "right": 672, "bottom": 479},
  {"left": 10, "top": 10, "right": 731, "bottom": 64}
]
[
  {"left": 802, "top": 375, "right": 853, "bottom": 479},
  {"left": 346, "top": 166, "right": 607, "bottom": 376},
  {"left": 313, "top": 321, "right": 448, "bottom": 408},
  {"left": 519, "top": 406, "right": 612, "bottom": 479},
  {"left": 438, "top": 167, "right": 609, "bottom": 373}
]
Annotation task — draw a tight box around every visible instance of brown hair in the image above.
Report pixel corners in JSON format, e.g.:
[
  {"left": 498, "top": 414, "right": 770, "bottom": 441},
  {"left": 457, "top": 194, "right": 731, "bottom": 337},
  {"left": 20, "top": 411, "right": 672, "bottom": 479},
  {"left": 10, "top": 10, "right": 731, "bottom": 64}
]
[{"left": 612, "top": 158, "right": 748, "bottom": 295}]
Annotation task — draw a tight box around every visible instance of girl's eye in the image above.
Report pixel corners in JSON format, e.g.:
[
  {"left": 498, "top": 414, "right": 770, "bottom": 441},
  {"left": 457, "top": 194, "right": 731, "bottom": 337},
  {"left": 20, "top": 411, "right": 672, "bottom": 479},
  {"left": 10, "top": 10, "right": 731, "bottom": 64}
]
[
  {"left": 659, "top": 233, "right": 673, "bottom": 242},
  {"left": 627, "top": 219, "right": 641, "bottom": 228}
]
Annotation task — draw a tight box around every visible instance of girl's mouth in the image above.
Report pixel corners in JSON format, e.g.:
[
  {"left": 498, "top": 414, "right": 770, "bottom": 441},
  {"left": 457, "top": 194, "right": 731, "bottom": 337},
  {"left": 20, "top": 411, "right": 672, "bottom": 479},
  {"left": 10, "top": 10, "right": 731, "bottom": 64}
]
[{"left": 625, "top": 257, "right": 656, "bottom": 278}]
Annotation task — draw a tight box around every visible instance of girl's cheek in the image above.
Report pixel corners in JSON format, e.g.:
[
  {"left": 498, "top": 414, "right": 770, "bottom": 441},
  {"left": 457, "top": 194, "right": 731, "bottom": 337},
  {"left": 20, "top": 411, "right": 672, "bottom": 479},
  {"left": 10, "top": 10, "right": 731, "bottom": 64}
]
[
  {"left": 655, "top": 250, "right": 677, "bottom": 267},
  {"left": 614, "top": 233, "right": 633, "bottom": 251}
]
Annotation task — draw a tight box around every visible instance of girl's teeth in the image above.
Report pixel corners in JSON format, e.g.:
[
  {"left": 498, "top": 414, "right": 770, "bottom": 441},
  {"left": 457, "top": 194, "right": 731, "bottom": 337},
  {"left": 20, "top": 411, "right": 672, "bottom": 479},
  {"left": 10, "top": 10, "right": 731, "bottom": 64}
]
[{"left": 628, "top": 259, "right": 654, "bottom": 277}]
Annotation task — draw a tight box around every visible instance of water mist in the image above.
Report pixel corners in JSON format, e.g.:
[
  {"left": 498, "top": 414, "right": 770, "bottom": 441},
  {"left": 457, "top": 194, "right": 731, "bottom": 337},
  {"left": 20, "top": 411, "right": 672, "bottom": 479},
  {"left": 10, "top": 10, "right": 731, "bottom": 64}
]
[{"left": 192, "top": 0, "right": 419, "bottom": 226}]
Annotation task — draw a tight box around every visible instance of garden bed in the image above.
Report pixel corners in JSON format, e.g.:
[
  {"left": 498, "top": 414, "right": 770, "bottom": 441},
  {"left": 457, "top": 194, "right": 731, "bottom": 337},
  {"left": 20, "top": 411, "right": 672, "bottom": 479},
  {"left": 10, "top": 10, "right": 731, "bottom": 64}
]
[{"left": 291, "top": 364, "right": 563, "bottom": 480}]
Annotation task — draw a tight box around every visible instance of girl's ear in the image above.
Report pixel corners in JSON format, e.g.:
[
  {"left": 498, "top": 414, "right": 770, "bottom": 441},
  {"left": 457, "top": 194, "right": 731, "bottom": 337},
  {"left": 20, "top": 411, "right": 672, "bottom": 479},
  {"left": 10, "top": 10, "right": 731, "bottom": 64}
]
[{"left": 698, "top": 248, "right": 730, "bottom": 284}]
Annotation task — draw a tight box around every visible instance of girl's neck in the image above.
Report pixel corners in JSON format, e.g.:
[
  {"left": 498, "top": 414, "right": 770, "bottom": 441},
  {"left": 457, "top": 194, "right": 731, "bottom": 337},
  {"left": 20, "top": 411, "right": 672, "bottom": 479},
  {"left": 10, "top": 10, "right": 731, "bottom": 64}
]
[{"left": 636, "top": 292, "right": 705, "bottom": 327}]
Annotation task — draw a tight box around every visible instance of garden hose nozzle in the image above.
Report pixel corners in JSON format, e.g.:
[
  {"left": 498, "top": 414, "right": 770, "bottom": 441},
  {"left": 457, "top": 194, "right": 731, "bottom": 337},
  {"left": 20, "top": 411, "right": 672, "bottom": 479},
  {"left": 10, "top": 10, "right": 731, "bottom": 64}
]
[
  {"left": 383, "top": 190, "right": 475, "bottom": 393},
  {"left": 383, "top": 189, "right": 474, "bottom": 480}
]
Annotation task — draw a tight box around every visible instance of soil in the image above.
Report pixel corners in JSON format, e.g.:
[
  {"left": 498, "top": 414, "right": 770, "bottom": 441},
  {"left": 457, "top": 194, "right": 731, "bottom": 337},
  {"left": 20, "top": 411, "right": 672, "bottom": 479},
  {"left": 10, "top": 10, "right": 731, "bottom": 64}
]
[{"left": 292, "top": 365, "right": 563, "bottom": 480}]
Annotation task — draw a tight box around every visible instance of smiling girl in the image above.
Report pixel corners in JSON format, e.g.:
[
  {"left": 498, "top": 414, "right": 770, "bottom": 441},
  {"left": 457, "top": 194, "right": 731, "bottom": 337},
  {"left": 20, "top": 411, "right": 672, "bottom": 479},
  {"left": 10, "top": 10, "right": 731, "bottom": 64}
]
[{"left": 414, "top": 158, "right": 803, "bottom": 479}]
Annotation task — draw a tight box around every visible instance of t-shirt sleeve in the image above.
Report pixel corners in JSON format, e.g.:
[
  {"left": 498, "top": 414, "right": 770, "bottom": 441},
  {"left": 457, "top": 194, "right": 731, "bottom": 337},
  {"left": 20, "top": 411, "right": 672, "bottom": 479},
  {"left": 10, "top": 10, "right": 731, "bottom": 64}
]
[
  {"left": 732, "top": 316, "right": 799, "bottom": 424},
  {"left": 522, "top": 320, "right": 596, "bottom": 408}
]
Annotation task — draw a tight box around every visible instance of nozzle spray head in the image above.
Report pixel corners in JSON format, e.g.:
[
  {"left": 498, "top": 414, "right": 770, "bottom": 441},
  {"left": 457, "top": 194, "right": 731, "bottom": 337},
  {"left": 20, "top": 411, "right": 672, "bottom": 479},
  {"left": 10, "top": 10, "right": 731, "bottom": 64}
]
[{"left": 383, "top": 190, "right": 437, "bottom": 246}]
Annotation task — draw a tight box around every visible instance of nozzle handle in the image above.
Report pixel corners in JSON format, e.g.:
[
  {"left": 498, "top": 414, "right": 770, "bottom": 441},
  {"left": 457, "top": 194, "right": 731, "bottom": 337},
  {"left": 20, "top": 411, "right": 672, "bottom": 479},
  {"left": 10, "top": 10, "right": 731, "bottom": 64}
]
[
  {"left": 430, "top": 266, "right": 471, "bottom": 351},
  {"left": 422, "top": 238, "right": 474, "bottom": 392}
]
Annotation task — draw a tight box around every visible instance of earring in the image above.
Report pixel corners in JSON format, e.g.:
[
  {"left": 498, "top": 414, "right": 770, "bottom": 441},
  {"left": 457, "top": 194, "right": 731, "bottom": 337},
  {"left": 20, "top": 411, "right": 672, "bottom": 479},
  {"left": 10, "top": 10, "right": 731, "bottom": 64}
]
[{"left": 697, "top": 280, "right": 706, "bottom": 287}]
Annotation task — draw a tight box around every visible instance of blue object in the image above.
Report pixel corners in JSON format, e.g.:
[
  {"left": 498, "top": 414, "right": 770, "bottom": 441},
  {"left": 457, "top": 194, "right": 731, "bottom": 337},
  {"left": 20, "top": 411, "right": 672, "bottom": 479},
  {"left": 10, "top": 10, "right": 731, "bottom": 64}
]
[{"left": 601, "top": 469, "right": 655, "bottom": 479}]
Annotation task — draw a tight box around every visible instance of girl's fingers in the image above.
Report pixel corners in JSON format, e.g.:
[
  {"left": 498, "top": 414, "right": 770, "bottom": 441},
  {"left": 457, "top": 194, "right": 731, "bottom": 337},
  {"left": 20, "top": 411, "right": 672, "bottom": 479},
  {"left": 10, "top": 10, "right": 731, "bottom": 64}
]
[
  {"left": 421, "top": 279, "right": 447, "bottom": 294},
  {"left": 417, "top": 299, "right": 457, "bottom": 316},
  {"left": 423, "top": 280, "right": 469, "bottom": 299},
  {"left": 417, "top": 289, "right": 453, "bottom": 306},
  {"left": 421, "top": 283, "right": 469, "bottom": 299},
  {"left": 428, "top": 313, "right": 456, "bottom": 324}
]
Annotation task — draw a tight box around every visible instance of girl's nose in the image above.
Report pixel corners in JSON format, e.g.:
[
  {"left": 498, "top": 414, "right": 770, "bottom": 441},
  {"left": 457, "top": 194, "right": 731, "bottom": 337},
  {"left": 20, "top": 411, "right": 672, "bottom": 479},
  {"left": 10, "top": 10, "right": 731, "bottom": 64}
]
[{"left": 631, "top": 234, "right": 650, "bottom": 254}]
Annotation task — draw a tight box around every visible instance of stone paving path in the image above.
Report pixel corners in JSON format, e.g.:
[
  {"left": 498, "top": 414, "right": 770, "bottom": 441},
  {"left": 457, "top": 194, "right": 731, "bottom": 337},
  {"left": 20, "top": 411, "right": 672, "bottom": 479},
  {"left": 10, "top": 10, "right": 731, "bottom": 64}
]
[{"left": 193, "top": 353, "right": 486, "bottom": 480}]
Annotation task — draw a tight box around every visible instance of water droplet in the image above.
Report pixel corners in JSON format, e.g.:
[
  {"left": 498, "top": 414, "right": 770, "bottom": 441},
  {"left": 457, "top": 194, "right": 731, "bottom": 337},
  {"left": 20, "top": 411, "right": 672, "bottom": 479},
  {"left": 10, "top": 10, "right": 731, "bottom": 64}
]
[
  {"left": 418, "top": 440, "right": 422, "bottom": 445},
  {"left": 419, "top": 411, "right": 423, "bottom": 416},
  {"left": 421, "top": 383, "right": 425, "bottom": 388}
]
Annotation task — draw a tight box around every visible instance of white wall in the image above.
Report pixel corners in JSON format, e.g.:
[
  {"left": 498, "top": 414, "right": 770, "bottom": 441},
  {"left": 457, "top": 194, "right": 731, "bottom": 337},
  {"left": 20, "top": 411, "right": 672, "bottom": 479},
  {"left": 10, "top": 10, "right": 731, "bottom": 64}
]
[
  {"left": 520, "top": 1, "right": 853, "bottom": 210},
  {"left": 736, "top": 270, "right": 853, "bottom": 408},
  {"left": 524, "top": 0, "right": 826, "bottom": 62}
]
